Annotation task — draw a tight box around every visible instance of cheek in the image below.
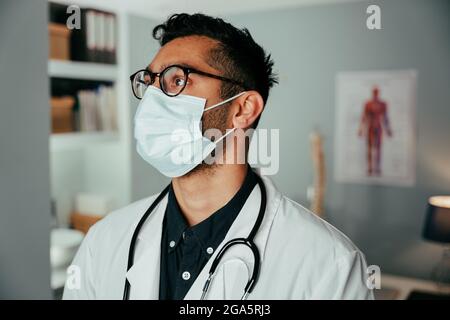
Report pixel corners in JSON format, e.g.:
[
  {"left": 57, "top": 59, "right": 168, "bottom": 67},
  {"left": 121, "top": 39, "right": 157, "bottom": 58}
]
[
  {"left": 202, "top": 106, "right": 230, "bottom": 132},
  {"left": 184, "top": 79, "right": 222, "bottom": 106}
]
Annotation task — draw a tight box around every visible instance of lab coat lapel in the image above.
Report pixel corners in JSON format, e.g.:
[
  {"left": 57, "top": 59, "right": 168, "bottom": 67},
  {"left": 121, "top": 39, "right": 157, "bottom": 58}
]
[
  {"left": 184, "top": 173, "right": 282, "bottom": 300},
  {"left": 125, "top": 194, "right": 168, "bottom": 300}
]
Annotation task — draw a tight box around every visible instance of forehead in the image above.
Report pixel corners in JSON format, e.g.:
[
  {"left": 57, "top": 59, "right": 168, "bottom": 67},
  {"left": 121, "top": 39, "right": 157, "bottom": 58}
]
[{"left": 149, "top": 35, "right": 219, "bottom": 72}]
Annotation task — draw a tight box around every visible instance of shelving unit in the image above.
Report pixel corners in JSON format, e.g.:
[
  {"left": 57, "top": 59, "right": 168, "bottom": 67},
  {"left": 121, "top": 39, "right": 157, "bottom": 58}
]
[
  {"left": 47, "top": 0, "right": 133, "bottom": 296},
  {"left": 48, "top": 60, "right": 118, "bottom": 81},
  {"left": 48, "top": 0, "right": 132, "bottom": 232},
  {"left": 50, "top": 131, "right": 119, "bottom": 151},
  {"left": 48, "top": 59, "right": 120, "bottom": 149}
]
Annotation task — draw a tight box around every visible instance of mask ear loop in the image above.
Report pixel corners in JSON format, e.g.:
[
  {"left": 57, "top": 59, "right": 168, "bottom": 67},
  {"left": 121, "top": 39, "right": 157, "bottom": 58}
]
[
  {"left": 204, "top": 91, "right": 246, "bottom": 112},
  {"left": 202, "top": 127, "right": 236, "bottom": 160},
  {"left": 216, "top": 127, "right": 236, "bottom": 142}
]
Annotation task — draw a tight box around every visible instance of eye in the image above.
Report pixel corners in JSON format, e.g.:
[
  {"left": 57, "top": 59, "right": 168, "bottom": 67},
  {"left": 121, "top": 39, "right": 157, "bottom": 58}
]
[
  {"left": 175, "top": 77, "right": 186, "bottom": 87},
  {"left": 161, "top": 66, "right": 191, "bottom": 95}
]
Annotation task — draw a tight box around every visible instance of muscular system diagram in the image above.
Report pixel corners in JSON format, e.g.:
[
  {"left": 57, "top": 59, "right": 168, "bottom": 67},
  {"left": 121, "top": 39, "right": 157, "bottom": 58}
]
[{"left": 358, "top": 87, "right": 393, "bottom": 176}]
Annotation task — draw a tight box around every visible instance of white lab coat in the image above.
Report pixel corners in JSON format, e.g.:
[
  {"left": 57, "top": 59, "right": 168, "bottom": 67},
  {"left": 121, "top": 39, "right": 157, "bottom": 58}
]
[{"left": 63, "top": 172, "right": 374, "bottom": 300}]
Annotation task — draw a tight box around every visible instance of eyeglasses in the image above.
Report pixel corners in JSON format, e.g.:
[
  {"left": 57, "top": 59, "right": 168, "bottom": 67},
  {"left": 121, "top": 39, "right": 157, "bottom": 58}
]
[{"left": 130, "top": 64, "right": 248, "bottom": 99}]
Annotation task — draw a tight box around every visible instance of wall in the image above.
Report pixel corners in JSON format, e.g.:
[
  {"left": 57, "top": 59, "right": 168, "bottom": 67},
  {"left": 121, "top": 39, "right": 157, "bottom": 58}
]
[
  {"left": 0, "top": 0, "right": 52, "bottom": 298},
  {"left": 128, "top": 14, "right": 170, "bottom": 202},
  {"left": 226, "top": 0, "right": 450, "bottom": 280}
]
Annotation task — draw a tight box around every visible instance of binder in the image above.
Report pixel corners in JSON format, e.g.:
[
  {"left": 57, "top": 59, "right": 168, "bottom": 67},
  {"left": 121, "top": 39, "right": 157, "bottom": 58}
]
[
  {"left": 55, "top": 2, "right": 117, "bottom": 64},
  {"left": 96, "top": 86, "right": 109, "bottom": 131},
  {"left": 77, "top": 86, "right": 116, "bottom": 132},
  {"left": 105, "top": 13, "right": 117, "bottom": 64},
  {"left": 95, "top": 11, "right": 106, "bottom": 63},
  {"left": 49, "top": 2, "right": 68, "bottom": 24},
  {"left": 70, "top": 8, "right": 97, "bottom": 62},
  {"left": 97, "top": 86, "right": 117, "bottom": 131}
]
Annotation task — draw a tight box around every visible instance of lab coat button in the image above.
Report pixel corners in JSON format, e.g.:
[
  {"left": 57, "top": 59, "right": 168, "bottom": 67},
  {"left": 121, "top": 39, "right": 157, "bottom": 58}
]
[
  {"left": 182, "top": 271, "right": 191, "bottom": 280},
  {"left": 206, "top": 247, "right": 214, "bottom": 255}
]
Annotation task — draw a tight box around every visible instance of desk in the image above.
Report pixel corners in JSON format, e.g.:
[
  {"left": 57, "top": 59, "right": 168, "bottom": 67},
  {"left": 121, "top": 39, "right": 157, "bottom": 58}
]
[{"left": 376, "top": 273, "right": 449, "bottom": 300}]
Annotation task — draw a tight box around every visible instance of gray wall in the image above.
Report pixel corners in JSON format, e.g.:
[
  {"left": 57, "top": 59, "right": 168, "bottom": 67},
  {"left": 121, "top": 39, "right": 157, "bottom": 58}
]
[
  {"left": 129, "top": 14, "right": 170, "bottom": 202},
  {"left": 226, "top": 0, "right": 450, "bottom": 280},
  {"left": 128, "top": 0, "right": 450, "bottom": 280},
  {"left": 0, "top": 0, "right": 52, "bottom": 298}
]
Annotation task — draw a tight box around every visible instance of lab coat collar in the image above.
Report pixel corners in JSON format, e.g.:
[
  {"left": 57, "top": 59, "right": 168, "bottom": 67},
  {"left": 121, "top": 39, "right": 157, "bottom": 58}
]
[{"left": 125, "top": 169, "right": 282, "bottom": 300}]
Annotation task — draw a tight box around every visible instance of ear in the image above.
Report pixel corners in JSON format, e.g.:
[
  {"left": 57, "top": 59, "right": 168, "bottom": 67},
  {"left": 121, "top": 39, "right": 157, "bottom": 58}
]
[{"left": 231, "top": 91, "right": 264, "bottom": 129}]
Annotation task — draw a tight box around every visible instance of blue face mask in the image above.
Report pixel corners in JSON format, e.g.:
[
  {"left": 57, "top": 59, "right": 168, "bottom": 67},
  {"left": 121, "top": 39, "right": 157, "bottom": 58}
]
[{"left": 134, "top": 86, "right": 245, "bottom": 177}]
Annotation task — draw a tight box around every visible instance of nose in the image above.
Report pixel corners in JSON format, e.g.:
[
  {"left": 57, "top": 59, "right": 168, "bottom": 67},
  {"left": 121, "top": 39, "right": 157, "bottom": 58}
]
[
  {"left": 150, "top": 73, "right": 162, "bottom": 90},
  {"left": 150, "top": 83, "right": 161, "bottom": 91}
]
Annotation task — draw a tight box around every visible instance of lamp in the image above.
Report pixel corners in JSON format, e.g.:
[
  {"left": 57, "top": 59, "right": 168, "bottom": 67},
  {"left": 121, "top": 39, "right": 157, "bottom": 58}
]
[
  {"left": 423, "top": 196, "right": 450, "bottom": 289},
  {"left": 424, "top": 196, "right": 450, "bottom": 243}
]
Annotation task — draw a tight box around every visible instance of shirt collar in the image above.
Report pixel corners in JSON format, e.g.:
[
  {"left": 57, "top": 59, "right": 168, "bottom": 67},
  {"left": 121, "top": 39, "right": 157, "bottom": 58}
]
[{"left": 165, "top": 188, "right": 186, "bottom": 251}]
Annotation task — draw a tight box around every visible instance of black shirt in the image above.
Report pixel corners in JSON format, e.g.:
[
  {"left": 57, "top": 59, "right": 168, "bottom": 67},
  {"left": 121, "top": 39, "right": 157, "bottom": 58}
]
[{"left": 158, "top": 167, "right": 257, "bottom": 300}]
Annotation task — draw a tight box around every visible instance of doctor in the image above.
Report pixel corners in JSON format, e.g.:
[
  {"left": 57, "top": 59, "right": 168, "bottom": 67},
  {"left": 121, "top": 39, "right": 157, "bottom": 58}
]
[{"left": 64, "top": 13, "right": 373, "bottom": 300}]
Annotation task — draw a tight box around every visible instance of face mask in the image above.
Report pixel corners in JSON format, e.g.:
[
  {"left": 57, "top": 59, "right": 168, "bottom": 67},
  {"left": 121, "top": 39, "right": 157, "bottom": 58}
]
[{"left": 134, "top": 86, "right": 245, "bottom": 178}]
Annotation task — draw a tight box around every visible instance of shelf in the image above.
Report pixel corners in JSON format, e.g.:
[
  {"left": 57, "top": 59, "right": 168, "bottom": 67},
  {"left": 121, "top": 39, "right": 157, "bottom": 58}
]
[
  {"left": 50, "top": 131, "right": 119, "bottom": 151},
  {"left": 48, "top": 60, "right": 118, "bottom": 81}
]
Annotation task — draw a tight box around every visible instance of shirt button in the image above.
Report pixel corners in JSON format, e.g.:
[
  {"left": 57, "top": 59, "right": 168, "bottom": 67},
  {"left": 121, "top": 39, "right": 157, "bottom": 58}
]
[
  {"left": 206, "top": 247, "right": 214, "bottom": 255},
  {"left": 183, "top": 231, "right": 191, "bottom": 241},
  {"left": 169, "top": 240, "right": 176, "bottom": 248},
  {"left": 182, "top": 271, "right": 191, "bottom": 281}
]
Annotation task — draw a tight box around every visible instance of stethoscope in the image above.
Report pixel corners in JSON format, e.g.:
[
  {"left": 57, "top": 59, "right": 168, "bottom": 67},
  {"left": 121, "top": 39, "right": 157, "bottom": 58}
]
[{"left": 122, "top": 172, "right": 267, "bottom": 300}]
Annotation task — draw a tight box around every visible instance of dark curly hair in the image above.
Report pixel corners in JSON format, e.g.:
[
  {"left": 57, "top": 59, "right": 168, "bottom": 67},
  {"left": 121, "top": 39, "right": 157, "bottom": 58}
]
[{"left": 153, "top": 13, "right": 278, "bottom": 128}]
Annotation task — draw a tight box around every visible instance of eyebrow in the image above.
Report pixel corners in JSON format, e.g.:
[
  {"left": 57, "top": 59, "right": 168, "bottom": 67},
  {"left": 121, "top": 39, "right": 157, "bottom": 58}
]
[{"left": 146, "top": 62, "right": 199, "bottom": 73}]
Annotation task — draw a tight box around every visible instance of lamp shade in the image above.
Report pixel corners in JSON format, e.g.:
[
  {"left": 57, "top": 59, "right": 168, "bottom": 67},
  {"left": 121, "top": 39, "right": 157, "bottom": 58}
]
[{"left": 423, "top": 196, "right": 450, "bottom": 243}]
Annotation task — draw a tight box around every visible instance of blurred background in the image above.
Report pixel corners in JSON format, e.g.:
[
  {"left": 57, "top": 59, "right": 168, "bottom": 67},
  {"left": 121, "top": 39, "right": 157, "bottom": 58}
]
[{"left": 0, "top": 0, "right": 449, "bottom": 299}]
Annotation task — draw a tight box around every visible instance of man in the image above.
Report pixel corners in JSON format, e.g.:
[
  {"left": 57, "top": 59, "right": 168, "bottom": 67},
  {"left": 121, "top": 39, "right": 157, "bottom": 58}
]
[
  {"left": 64, "top": 13, "right": 373, "bottom": 300},
  {"left": 358, "top": 86, "right": 393, "bottom": 176}
]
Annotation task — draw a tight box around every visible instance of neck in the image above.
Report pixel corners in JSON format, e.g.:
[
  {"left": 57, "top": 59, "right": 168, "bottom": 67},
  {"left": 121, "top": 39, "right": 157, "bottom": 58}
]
[{"left": 171, "top": 164, "right": 248, "bottom": 226}]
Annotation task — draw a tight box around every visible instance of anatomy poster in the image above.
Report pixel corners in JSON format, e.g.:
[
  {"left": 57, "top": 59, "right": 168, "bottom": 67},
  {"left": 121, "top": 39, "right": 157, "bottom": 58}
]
[{"left": 334, "top": 70, "right": 417, "bottom": 186}]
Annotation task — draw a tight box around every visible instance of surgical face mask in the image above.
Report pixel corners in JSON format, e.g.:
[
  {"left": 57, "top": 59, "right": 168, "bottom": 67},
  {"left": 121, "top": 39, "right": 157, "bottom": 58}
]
[{"left": 134, "top": 86, "right": 245, "bottom": 178}]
